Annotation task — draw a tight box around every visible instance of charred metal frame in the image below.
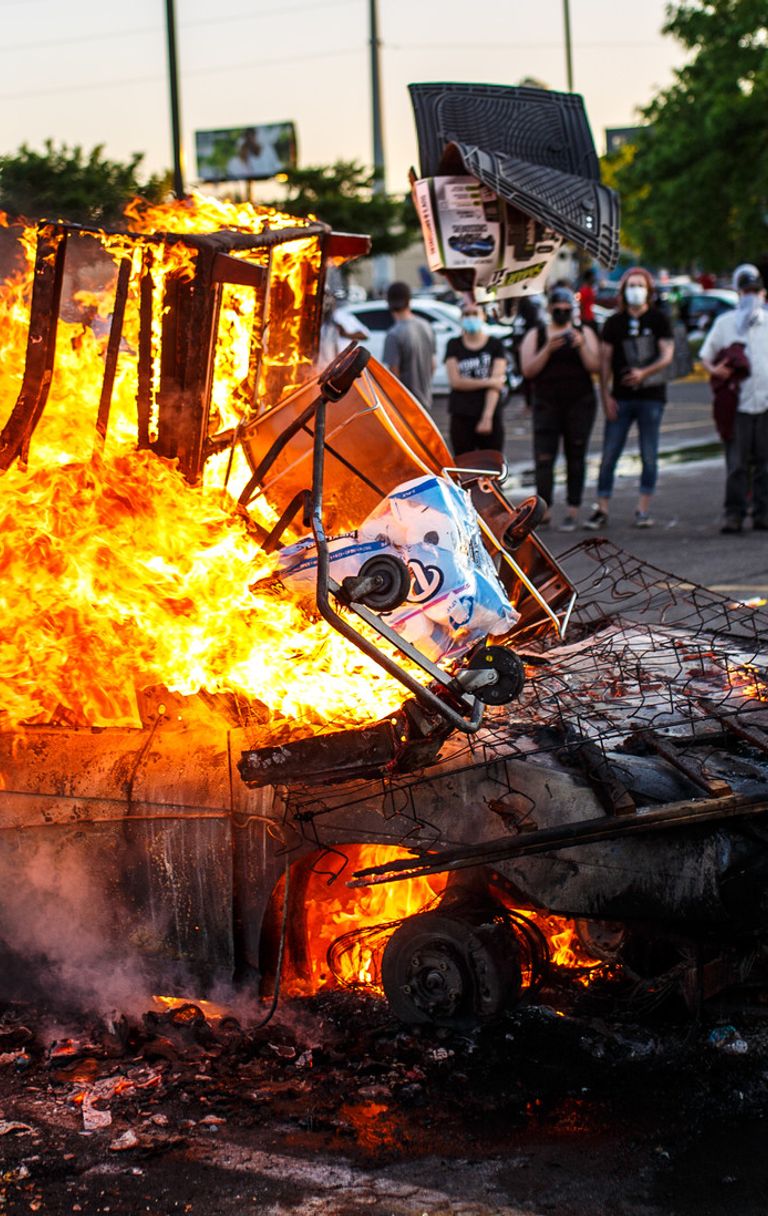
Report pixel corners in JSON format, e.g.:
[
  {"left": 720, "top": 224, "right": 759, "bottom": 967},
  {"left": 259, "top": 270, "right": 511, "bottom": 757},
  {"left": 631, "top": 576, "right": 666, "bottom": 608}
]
[{"left": 0, "top": 219, "right": 369, "bottom": 483}]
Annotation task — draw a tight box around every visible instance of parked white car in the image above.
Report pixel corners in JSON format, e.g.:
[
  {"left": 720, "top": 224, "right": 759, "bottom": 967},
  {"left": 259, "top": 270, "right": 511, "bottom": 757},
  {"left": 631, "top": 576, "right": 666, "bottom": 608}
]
[{"left": 345, "top": 297, "right": 515, "bottom": 395}]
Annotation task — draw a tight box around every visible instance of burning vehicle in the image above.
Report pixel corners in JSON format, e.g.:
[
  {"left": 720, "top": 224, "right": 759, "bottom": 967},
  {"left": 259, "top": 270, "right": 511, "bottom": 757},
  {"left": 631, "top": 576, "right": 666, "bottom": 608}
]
[{"left": 1, "top": 89, "right": 768, "bottom": 1030}]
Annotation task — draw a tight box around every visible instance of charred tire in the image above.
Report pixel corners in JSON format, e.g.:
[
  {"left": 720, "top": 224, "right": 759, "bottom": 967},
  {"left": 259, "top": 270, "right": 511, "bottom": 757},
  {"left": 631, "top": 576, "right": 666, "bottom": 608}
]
[
  {"left": 381, "top": 910, "right": 522, "bottom": 1026},
  {"left": 356, "top": 554, "right": 411, "bottom": 612},
  {"left": 466, "top": 646, "right": 525, "bottom": 705}
]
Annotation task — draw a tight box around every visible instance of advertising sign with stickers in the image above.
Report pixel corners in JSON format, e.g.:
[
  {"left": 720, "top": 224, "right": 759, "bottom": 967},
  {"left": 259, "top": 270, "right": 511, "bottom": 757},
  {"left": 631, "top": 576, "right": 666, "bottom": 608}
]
[{"left": 411, "top": 174, "right": 563, "bottom": 297}]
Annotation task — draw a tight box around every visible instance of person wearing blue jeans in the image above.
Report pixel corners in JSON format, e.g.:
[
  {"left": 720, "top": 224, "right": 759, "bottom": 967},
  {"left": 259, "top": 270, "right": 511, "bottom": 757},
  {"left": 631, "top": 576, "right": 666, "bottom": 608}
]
[
  {"left": 597, "top": 396, "right": 665, "bottom": 502},
  {"left": 585, "top": 267, "right": 674, "bottom": 529}
]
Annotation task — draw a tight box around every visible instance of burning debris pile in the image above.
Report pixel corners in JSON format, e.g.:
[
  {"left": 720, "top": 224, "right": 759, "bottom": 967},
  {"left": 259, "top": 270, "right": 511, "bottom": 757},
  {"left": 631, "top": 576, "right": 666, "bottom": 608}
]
[{"left": 0, "top": 185, "right": 767, "bottom": 1036}]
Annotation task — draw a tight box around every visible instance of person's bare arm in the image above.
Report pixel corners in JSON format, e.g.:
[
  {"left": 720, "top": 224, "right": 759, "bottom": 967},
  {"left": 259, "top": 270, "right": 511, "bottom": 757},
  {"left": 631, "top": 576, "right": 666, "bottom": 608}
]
[
  {"left": 701, "top": 354, "right": 731, "bottom": 379},
  {"left": 446, "top": 358, "right": 506, "bottom": 392},
  {"left": 599, "top": 340, "right": 618, "bottom": 420},
  {"left": 475, "top": 357, "right": 508, "bottom": 435},
  {"left": 576, "top": 325, "right": 600, "bottom": 373},
  {"left": 519, "top": 327, "right": 568, "bottom": 378}
]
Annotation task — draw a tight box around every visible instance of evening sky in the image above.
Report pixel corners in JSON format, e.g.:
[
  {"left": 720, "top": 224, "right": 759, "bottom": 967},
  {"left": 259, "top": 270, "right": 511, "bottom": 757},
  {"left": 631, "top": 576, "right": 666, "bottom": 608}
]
[{"left": 0, "top": 0, "right": 686, "bottom": 194}]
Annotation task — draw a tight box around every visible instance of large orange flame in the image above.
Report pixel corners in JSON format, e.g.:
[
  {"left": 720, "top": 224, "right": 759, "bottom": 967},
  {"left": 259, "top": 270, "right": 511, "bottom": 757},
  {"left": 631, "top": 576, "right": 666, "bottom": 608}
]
[{"left": 0, "top": 194, "right": 408, "bottom": 733}]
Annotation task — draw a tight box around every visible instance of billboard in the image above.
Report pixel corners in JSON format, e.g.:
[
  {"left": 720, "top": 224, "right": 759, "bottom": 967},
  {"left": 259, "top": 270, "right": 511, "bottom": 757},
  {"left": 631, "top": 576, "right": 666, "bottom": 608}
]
[{"left": 195, "top": 123, "right": 297, "bottom": 182}]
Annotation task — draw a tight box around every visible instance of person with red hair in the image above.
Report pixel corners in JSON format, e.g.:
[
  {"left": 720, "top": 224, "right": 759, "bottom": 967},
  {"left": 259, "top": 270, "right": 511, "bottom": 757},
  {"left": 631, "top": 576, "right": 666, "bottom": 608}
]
[{"left": 585, "top": 267, "right": 674, "bottom": 529}]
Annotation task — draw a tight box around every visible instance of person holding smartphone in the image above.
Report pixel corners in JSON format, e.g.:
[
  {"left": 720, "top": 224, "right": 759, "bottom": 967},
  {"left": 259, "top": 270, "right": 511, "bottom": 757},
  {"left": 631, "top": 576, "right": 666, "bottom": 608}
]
[
  {"left": 585, "top": 267, "right": 674, "bottom": 529},
  {"left": 520, "top": 285, "right": 600, "bottom": 530}
]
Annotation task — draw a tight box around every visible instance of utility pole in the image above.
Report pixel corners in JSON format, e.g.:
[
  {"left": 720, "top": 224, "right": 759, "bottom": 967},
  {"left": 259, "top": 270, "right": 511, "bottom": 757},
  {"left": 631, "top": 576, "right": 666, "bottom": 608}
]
[
  {"left": 165, "top": 0, "right": 185, "bottom": 197},
  {"left": 369, "top": 0, "right": 385, "bottom": 192},
  {"left": 369, "top": 0, "right": 391, "bottom": 294},
  {"left": 562, "top": 0, "right": 574, "bottom": 92}
]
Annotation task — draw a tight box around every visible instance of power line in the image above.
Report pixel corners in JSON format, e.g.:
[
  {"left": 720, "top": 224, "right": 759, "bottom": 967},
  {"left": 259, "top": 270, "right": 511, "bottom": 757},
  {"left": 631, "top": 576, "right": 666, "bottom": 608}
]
[
  {"left": 189, "top": 0, "right": 360, "bottom": 29},
  {"left": 387, "top": 40, "right": 665, "bottom": 51},
  {"left": 0, "top": 0, "right": 361, "bottom": 55},
  {"left": 0, "top": 47, "right": 362, "bottom": 103}
]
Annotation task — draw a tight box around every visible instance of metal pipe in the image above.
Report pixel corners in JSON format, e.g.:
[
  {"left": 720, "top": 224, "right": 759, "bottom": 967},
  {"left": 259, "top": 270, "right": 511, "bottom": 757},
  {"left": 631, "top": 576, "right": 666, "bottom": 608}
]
[{"left": 350, "top": 791, "right": 768, "bottom": 886}]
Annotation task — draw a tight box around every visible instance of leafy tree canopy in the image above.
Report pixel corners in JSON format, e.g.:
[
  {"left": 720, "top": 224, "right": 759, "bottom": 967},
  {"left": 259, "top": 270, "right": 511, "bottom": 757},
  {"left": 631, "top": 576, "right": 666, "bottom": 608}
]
[
  {"left": 614, "top": 0, "right": 768, "bottom": 271},
  {"left": 0, "top": 141, "right": 169, "bottom": 226},
  {"left": 267, "top": 160, "right": 420, "bottom": 258}
]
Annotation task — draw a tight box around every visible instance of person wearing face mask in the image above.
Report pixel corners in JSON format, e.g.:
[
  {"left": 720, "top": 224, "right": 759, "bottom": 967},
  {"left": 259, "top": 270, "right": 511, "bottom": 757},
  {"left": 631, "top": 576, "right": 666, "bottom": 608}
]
[
  {"left": 700, "top": 264, "right": 768, "bottom": 533},
  {"left": 585, "top": 267, "right": 674, "bottom": 529},
  {"left": 519, "top": 285, "right": 600, "bottom": 530},
  {"left": 445, "top": 304, "right": 508, "bottom": 456}
]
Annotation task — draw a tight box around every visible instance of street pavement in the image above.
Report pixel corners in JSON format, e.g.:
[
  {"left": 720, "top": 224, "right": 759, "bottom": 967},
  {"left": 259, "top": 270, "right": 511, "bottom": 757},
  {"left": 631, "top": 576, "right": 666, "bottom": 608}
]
[{"left": 432, "top": 378, "right": 768, "bottom": 600}]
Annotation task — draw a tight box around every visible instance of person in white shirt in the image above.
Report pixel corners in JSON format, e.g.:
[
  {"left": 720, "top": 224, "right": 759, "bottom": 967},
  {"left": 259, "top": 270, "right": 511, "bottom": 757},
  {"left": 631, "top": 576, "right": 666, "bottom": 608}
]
[
  {"left": 700, "top": 263, "right": 768, "bottom": 533},
  {"left": 317, "top": 290, "right": 370, "bottom": 366}
]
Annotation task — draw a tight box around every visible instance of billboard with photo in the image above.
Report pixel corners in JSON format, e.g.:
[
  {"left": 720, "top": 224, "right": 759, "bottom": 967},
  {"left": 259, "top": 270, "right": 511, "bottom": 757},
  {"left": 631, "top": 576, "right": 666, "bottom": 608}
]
[{"left": 195, "top": 123, "right": 297, "bottom": 182}]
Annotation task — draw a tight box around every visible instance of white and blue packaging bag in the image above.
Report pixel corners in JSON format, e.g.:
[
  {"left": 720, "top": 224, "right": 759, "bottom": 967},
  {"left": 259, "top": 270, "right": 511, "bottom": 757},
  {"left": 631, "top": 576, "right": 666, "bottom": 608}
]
[{"left": 272, "top": 474, "right": 519, "bottom": 663}]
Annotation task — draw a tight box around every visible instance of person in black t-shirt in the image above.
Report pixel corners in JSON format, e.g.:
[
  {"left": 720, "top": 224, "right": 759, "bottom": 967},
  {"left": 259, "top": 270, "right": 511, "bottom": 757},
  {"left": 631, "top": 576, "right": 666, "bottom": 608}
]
[
  {"left": 520, "top": 285, "right": 599, "bottom": 530},
  {"left": 585, "top": 267, "right": 674, "bottom": 529},
  {"left": 445, "top": 304, "right": 508, "bottom": 456}
]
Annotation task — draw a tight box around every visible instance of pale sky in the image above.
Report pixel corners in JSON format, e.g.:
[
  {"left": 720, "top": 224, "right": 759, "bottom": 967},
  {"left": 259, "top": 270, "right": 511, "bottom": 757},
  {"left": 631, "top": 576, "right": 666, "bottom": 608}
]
[{"left": 0, "top": 0, "right": 686, "bottom": 195}]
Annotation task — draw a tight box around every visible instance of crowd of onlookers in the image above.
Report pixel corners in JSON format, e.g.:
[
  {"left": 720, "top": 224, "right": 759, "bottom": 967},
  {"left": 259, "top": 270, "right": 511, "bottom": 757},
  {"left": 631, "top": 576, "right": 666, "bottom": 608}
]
[{"left": 324, "top": 261, "right": 767, "bottom": 538}]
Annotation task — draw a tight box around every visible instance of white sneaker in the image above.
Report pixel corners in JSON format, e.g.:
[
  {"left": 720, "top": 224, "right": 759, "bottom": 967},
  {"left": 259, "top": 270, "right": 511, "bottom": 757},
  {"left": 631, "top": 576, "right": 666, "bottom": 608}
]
[{"left": 634, "top": 511, "right": 654, "bottom": 528}]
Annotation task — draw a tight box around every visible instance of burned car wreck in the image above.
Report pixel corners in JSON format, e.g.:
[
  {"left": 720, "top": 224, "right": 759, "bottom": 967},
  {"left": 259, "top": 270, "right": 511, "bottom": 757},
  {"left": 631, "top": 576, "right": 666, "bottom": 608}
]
[{"left": 1, "top": 91, "right": 767, "bottom": 1031}]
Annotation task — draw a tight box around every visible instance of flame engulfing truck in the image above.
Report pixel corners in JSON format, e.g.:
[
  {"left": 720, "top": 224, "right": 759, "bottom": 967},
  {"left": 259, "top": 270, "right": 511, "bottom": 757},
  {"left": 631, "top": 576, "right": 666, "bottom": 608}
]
[{"left": 1, "top": 90, "right": 768, "bottom": 1026}]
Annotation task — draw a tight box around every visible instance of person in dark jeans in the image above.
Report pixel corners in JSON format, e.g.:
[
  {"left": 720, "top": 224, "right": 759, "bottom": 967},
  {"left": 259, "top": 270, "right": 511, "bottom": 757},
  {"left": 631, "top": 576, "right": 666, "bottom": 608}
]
[
  {"left": 587, "top": 267, "right": 675, "bottom": 529},
  {"left": 519, "top": 285, "right": 599, "bottom": 530},
  {"left": 445, "top": 303, "right": 508, "bottom": 456}
]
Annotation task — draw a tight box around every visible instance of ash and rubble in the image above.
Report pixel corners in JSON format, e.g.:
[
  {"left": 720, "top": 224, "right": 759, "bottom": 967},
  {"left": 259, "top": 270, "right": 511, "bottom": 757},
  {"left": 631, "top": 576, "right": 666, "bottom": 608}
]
[{"left": 2, "top": 987, "right": 768, "bottom": 1216}]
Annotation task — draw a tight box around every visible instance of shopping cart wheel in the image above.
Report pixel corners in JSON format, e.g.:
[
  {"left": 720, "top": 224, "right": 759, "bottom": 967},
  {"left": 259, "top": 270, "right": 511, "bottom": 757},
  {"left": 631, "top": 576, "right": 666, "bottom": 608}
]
[
  {"left": 318, "top": 343, "right": 371, "bottom": 402},
  {"left": 464, "top": 646, "right": 525, "bottom": 705},
  {"left": 341, "top": 554, "right": 411, "bottom": 612},
  {"left": 502, "top": 495, "right": 548, "bottom": 550}
]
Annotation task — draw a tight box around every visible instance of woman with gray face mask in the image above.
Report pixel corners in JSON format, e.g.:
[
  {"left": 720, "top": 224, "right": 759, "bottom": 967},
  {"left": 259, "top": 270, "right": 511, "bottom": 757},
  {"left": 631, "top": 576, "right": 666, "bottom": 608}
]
[{"left": 585, "top": 267, "right": 675, "bottom": 530}]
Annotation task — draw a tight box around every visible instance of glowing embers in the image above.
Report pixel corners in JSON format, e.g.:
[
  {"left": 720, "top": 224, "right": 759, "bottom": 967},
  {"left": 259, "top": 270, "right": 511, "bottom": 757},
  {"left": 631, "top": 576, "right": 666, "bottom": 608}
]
[{"left": 727, "top": 661, "right": 768, "bottom": 703}]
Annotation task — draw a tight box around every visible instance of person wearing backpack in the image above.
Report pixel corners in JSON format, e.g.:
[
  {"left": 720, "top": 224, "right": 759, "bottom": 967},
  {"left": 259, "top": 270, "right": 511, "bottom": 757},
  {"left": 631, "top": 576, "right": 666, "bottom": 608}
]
[{"left": 519, "top": 285, "right": 599, "bottom": 530}]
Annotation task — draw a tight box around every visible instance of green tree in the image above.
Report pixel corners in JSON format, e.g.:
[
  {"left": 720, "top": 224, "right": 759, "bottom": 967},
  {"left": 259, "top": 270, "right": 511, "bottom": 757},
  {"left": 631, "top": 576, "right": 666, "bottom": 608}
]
[
  {"left": 0, "top": 141, "right": 169, "bottom": 226},
  {"left": 614, "top": 0, "right": 768, "bottom": 270},
  {"left": 267, "top": 160, "right": 420, "bottom": 258}
]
